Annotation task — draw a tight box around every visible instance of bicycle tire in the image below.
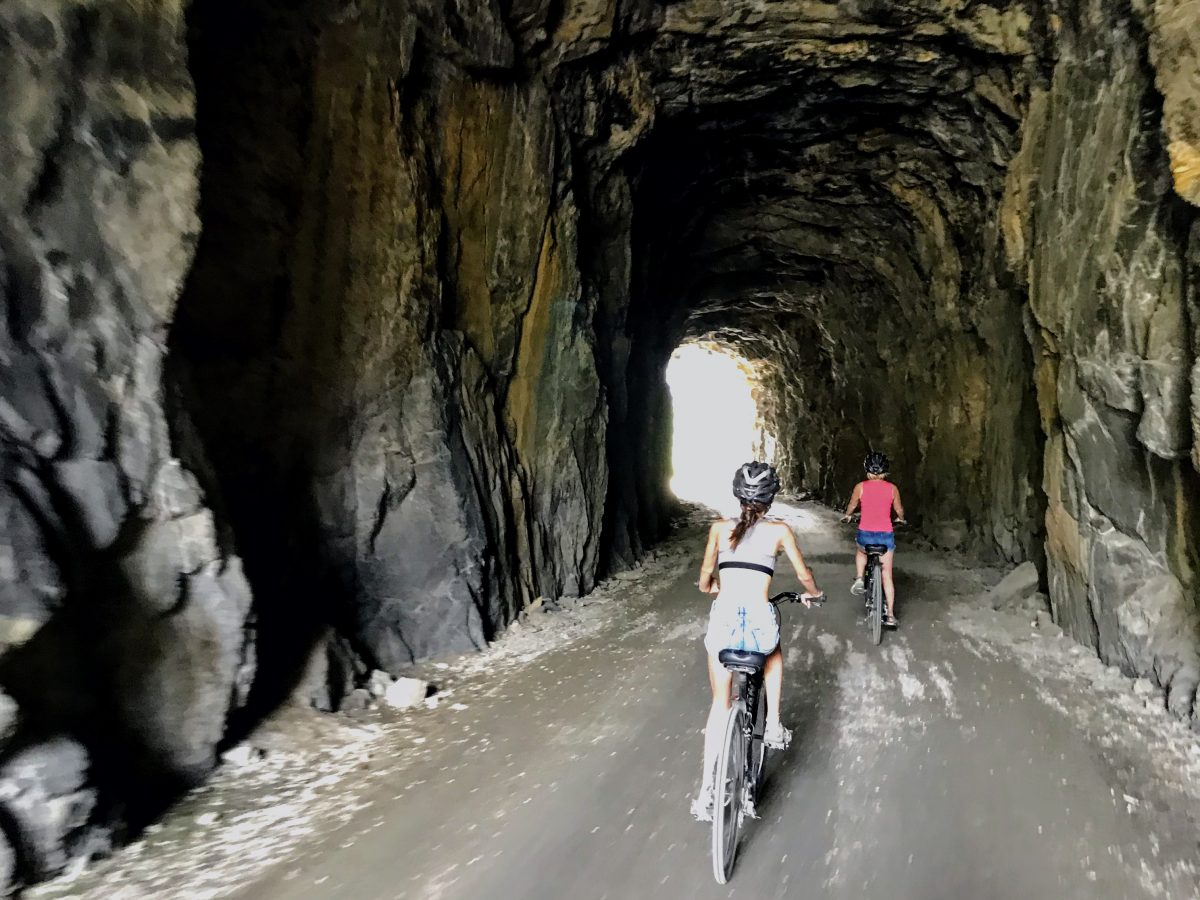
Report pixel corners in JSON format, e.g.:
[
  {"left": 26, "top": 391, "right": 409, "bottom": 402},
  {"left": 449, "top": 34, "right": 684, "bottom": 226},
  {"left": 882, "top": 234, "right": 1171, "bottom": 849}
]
[
  {"left": 711, "top": 704, "right": 745, "bottom": 884},
  {"left": 870, "top": 562, "right": 883, "bottom": 645}
]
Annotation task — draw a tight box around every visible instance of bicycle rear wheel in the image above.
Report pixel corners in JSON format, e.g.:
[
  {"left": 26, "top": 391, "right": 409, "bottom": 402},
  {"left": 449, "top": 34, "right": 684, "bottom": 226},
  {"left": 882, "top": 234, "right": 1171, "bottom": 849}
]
[
  {"left": 870, "top": 562, "right": 883, "bottom": 645},
  {"left": 711, "top": 704, "right": 746, "bottom": 884}
]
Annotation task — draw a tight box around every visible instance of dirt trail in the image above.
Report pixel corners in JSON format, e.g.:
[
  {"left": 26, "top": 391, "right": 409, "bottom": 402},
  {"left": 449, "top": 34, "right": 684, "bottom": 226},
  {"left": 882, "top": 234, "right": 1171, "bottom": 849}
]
[{"left": 34, "top": 504, "right": 1200, "bottom": 900}]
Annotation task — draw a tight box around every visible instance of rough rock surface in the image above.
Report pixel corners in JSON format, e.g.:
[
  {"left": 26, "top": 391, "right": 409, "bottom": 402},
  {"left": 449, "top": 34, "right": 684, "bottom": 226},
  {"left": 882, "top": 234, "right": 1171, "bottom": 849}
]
[
  {"left": 1005, "top": 0, "right": 1200, "bottom": 722},
  {"left": 988, "top": 562, "right": 1041, "bottom": 610},
  {"left": 0, "top": 0, "right": 1198, "bottom": 892},
  {"left": 0, "top": 0, "right": 254, "bottom": 890}
]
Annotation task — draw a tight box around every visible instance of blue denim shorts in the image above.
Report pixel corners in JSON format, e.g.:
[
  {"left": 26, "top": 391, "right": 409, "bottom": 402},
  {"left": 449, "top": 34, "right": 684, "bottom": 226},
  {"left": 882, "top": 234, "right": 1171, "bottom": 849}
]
[
  {"left": 704, "top": 598, "right": 781, "bottom": 654},
  {"left": 857, "top": 529, "right": 895, "bottom": 551}
]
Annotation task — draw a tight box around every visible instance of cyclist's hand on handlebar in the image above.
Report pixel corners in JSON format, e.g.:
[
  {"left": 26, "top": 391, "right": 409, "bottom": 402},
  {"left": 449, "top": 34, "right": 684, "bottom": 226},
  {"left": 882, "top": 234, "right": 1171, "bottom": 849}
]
[
  {"left": 801, "top": 591, "right": 825, "bottom": 607},
  {"left": 839, "top": 514, "right": 851, "bottom": 523}
]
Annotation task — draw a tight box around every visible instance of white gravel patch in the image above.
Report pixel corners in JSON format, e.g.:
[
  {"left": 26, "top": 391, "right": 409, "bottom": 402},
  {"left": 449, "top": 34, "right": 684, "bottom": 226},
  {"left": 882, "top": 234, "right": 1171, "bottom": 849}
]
[{"left": 949, "top": 601, "right": 1200, "bottom": 898}]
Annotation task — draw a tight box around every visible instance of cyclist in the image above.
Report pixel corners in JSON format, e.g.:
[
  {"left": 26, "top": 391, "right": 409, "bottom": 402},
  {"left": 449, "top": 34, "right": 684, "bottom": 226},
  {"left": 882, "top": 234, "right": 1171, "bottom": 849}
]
[
  {"left": 692, "top": 461, "right": 823, "bottom": 821},
  {"left": 840, "top": 450, "right": 905, "bottom": 627}
]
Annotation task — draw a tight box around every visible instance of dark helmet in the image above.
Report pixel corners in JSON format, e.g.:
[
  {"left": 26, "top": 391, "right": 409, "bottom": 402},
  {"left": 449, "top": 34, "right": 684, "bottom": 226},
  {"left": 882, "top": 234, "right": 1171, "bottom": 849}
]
[
  {"left": 864, "top": 450, "right": 890, "bottom": 474},
  {"left": 732, "top": 461, "right": 781, "bottom": 505}
]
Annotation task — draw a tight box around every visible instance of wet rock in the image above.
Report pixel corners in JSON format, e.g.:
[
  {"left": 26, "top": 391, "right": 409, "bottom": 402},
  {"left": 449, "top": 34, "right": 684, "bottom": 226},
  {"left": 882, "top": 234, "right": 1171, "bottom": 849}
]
[
  {"left": 0, "top": 692, "right": 17, "bottom": 749},
  {"left": 0, "top": 830, "right": 13, "bottom": 897},
  {"left": 383, "top": 678, "right": 429, "bottom": 711},
  {"left": 366, "top": 670, "right": 393, "bottom": 699},
  {"left": 929, "top": 521, "right": 970, "bottom": 553},
  {"left": 341, "top": 689, "right": 373, "bottom": 713},
  {"left": 0, "top": 737, "right": 96, "bottom": 881},
  {"left": 988, "top": 562, "right": 1041, "bottom": 610},
  {"left": 220, "top": 744, "right": 263, "bottom": 768},
  {"left": 1132, "top": 678, "right": 1158, "bottom": 698},
  {"left": 1033, "top": 608, "right": 1061, "bottom": 635}
]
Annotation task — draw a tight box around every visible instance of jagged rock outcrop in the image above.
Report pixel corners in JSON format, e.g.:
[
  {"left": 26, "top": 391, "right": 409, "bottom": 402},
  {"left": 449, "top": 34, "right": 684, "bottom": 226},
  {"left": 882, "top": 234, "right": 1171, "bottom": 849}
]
[
  {"left": 0, "top": 0, "right": 253, "bottom": 888},
  {"left": 0, "top": 0, "right": 1197, "bottom": 891},
  {"left": 1003, "top": 0, "right": 1200, "bottom": 721}
]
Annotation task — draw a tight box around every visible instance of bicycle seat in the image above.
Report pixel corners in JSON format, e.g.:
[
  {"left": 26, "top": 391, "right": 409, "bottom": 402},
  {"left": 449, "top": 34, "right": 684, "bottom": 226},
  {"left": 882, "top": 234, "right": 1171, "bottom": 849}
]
[
  {"left": 863, "top": 543, "right": 889, "bottom": 554},
  {"left": 719, "top": 649, "right": 768, "bottom": 672}
]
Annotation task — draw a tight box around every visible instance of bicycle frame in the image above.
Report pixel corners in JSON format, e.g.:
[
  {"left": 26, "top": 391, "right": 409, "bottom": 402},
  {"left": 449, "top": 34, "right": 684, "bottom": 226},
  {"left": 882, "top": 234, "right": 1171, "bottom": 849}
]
[{"left": 731, "top": 670, "right": 764, "bottom": 743}]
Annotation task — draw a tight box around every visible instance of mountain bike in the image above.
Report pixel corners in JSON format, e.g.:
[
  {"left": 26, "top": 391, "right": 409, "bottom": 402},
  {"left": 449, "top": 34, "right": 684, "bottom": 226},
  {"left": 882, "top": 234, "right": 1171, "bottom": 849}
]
[
  {"left": 841, "top": 515, "right": 903, "bottom": 645},
  {"left": 711, "top": 590, "right": 823, "bottom": 884}
]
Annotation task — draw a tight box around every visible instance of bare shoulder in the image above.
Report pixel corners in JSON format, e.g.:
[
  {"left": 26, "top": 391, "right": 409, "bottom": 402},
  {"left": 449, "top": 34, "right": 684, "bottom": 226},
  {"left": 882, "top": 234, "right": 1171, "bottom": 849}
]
[{"left": 767, "top": 519, "right": 795, "bottom": 541}]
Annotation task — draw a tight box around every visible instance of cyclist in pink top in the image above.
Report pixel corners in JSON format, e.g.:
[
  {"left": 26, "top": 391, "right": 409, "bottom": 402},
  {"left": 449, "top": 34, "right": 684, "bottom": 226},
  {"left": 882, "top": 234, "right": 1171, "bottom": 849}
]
[{"left": 840, "top": 451, "right": 906, "bottom": 626}]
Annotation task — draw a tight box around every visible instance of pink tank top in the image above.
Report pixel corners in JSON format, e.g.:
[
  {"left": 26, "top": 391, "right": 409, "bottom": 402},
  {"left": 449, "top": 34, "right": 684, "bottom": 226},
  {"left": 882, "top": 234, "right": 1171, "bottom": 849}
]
[{"left": 859, "top": 480, "right": 894, "bottom": 532}]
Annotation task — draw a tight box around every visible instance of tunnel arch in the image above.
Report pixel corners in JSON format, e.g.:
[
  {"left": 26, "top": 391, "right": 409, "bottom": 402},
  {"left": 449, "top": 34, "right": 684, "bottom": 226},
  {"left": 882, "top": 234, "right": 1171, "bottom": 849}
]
[{"left": 0, "top": 2, "right": 1197, "bottom": 885}]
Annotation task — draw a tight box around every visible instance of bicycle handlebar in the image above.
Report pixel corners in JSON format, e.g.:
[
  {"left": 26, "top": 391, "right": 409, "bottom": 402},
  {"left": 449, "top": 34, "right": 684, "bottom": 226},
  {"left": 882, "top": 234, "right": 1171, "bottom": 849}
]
[
  {"left": 770, "top": 591, "right": 824, "bottom": 606},
  {"left": 840, "top": 514, "right": 907, "bottom": 526}
]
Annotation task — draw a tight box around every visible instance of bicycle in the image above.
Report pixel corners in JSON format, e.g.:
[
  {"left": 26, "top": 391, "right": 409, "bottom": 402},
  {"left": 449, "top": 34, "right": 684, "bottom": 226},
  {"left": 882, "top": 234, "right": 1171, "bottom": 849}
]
[
  {"left": 710, "top": 590, "right": 823, "bottom": 884},
  {"left": 862, "top": 541, "right": 888, "bottom": 645},
  {"left": 842, "top": 515, "right": 904, "bottom": 646}
]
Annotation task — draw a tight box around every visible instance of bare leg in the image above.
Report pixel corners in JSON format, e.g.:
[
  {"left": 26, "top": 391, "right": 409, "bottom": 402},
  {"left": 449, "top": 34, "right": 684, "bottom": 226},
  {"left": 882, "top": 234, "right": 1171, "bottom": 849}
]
[
  {"left": 764, "top": 646, "right": 783, "bottom": 727},
  {"left": 881, "top": 549, "right": 896, "bottom": 618},
  {"left": 701, "top": 652, "right": 734, "bottom": 792},
  {"left": 855, "top": 546, "right": 867, "bottom": 579}
]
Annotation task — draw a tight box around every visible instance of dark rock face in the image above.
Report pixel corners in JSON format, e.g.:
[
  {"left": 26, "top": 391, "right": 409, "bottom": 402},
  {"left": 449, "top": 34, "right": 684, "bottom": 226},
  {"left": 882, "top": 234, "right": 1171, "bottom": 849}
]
[
  {"left": 1009, "top": 0, "right": 1200, "bottom": 721},
  {"left": 0, "top": 0, "right": 254, "bottom": 887},
  {"left": 0, "top": 0, "right": 1197, "bottom": 890}
]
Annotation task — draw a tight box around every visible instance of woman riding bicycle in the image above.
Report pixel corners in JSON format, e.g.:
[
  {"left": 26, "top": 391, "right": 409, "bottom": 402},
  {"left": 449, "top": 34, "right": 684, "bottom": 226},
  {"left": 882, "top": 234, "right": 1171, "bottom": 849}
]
[
  {"left": 692, "top": 461, "right": 823, "bottom": 821},
  {"left": 840, "top": 450, "right": 906, "bottom": 627}
]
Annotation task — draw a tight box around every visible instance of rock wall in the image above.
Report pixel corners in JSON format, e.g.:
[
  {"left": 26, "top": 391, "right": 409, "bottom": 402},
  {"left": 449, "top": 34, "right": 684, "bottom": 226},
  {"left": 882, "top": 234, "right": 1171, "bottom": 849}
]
[
  {"left": 0, "top": 0, "right": 254, "bottom": 884},
  {"left": 1002, "top": 0, "right": 1200, "bottom": 720},
  {"left": 170, "top": 0, "right": 667, "bottom": 713}
]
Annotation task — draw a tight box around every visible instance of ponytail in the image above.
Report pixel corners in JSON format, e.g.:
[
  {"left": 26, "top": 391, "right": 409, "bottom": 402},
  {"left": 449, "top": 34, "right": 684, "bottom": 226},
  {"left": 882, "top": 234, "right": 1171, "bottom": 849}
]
[{"left": 730, "top": 500, "right": 768, "bottom": 549}]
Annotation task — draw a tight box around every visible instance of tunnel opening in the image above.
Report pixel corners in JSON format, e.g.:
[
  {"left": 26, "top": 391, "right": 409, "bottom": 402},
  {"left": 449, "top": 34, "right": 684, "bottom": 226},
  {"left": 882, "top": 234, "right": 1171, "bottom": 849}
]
[{"left": 666, "top": 341, "right": 772, "bottom": 511}]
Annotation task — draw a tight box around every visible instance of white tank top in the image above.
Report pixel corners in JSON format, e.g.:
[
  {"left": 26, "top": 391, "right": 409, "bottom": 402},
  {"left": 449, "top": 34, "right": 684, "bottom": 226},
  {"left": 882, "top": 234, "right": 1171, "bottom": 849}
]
[{"left": 717, "top": 521, "right": 778, "bottom": 576}]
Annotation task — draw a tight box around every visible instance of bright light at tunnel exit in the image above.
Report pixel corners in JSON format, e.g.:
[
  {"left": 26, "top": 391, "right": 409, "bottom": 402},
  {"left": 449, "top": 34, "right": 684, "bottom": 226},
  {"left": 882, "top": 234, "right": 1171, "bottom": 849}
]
[{"left": 667, "top": 343, "right": 770, "bottom": 514}]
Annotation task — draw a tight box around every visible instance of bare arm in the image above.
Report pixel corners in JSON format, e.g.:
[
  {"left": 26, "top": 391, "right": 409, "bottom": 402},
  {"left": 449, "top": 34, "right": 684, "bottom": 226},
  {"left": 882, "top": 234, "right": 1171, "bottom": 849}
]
[
  {"left": 698, "top": 522, "right": 721, "bottom": 593},
  {"left": 841, "top": 483, "right": 862, "bottom": 521},
  {"left": 780, "top": 524, "right": 821, "bottom": 601},
  {"left": 892, "top": 485, "right": 906, "bottom": 522}
]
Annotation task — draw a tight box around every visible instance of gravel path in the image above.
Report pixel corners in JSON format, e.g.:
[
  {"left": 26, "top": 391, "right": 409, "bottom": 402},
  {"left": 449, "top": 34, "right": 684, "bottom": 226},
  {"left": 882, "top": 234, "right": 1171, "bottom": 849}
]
[{"left": 35, "top": 503, "right": 1200, "bottom": 900}]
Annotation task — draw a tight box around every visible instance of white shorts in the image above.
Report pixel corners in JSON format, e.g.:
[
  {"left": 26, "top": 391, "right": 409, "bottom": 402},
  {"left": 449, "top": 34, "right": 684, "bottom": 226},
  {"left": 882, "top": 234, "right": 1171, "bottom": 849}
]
[{"left": 704, "top": 598, "right": 781, "bottom": 655}]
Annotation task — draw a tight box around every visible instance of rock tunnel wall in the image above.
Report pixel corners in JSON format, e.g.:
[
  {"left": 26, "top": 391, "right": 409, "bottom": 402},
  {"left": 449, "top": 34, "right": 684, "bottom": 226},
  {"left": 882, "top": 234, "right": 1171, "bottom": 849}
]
[
  {"left": 0, "top": 0, "right": 1196, "bottom": 890},
  {"left": 171, "top": 1, "right": 668, "bottom": 711},
  {"left": 1004, "top": 0, "right": 1200, "bottom": 719}
]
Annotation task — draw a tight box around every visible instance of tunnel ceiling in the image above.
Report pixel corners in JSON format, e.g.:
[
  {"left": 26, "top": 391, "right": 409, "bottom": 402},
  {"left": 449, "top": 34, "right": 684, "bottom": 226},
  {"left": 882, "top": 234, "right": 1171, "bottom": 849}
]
[{"left": 623, "top": 0, "right": 1031, "bottom": 352}]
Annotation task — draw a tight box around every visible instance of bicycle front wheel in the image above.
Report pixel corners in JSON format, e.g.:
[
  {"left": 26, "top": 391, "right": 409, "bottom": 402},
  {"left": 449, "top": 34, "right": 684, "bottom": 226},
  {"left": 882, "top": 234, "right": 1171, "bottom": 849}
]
[
  {"left": 870, "top": 563, "right": 883, "bottom": 646},
  {"left": 711, "top": 704, "right": 746, "bottom": 884}
]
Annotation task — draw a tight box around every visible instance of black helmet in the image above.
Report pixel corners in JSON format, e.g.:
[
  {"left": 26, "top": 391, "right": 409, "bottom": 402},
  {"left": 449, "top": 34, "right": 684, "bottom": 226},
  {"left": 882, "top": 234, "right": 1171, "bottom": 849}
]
[
  {"left": 864, "top": 450, "right": 890, "bottom": 474},
  {"left": 732, "top": 461, "right": 780, "bottom": 505}
]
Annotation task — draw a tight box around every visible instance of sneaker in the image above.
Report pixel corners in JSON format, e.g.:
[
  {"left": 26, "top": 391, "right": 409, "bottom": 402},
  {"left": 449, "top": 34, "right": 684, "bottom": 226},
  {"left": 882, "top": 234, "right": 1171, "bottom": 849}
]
[
  {"left": 764, "top": 722, "right": 792, "bottom": 750},
  {"left": 690, "top": 788, "right": 714, "bottom": 822},
  {"left": 850, "top": 577, "right": 865, "bottom": 595}
]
